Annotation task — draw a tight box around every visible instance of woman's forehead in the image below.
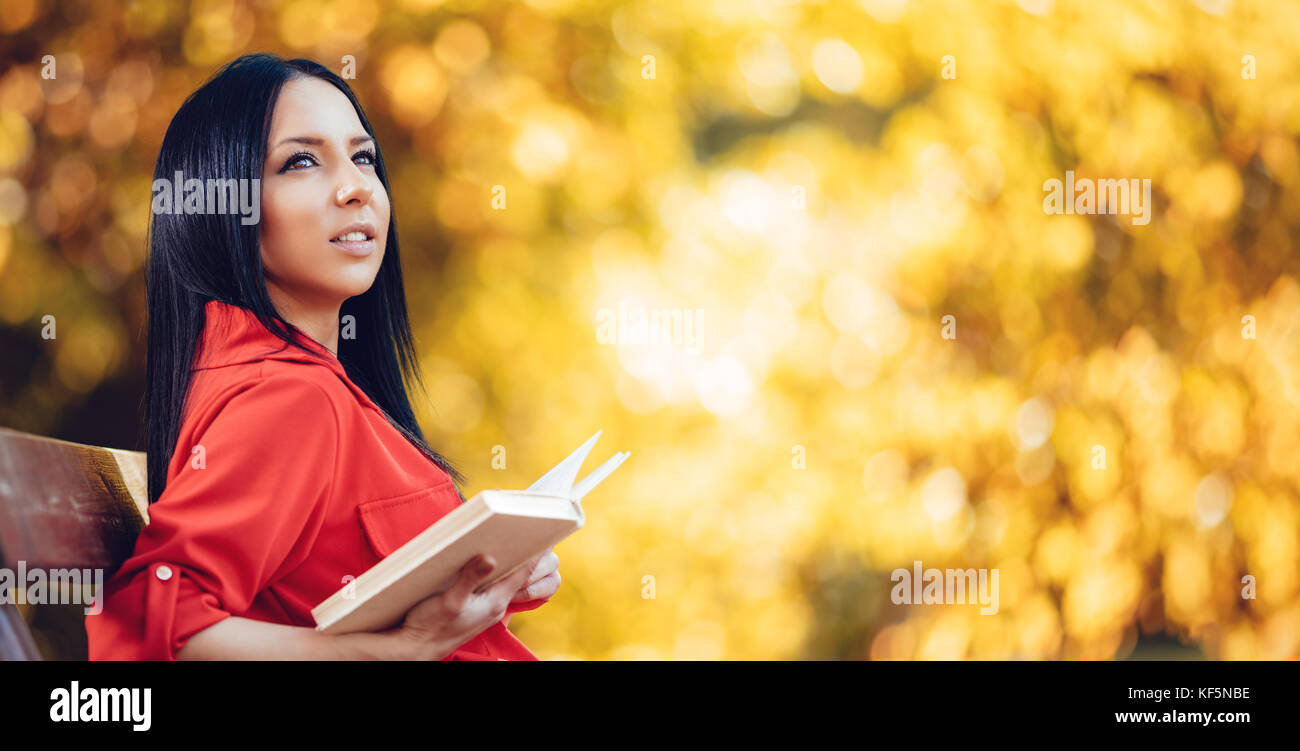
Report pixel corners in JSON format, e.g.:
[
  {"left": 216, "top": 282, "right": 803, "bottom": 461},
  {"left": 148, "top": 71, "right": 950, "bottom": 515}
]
[{"left": 268, "top": 77, "right": 363, "bottom": 140}]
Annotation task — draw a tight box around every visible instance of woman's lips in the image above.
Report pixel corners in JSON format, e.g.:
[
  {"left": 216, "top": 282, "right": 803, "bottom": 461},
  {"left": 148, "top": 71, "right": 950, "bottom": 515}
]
[{"left": 330, "top": 237, "right": 375, "bottom": 256}]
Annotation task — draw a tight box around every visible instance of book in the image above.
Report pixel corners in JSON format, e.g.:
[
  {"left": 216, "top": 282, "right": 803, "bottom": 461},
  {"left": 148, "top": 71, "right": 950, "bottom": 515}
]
[{"left": 311, "top": 431, "right": 629, "bottom": 634}]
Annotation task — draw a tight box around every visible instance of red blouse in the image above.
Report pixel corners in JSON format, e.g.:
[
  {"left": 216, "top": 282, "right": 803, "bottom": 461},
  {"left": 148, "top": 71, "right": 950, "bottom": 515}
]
[{"left": 86, "top": 299, "right": 542, "bottom": 660}]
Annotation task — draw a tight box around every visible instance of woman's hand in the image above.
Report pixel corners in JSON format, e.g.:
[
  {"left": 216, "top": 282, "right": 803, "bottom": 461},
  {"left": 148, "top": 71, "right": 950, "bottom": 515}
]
[
  {"left": 511, "top": 548, "right": 560, "bottom": 605},
  {"left": 389, "top": 553, "right": 539, "bottom": 660}
]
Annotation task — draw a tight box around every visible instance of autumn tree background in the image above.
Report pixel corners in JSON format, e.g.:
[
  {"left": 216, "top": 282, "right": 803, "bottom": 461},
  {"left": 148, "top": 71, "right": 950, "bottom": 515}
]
[{"left": 2, "top": 0, "right": 1299, "bottom": 659}]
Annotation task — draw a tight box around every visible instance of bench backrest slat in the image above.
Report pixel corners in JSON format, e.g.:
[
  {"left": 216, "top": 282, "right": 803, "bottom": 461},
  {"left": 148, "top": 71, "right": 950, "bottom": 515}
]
[{"left": 0, "top": 427, "right": 149, "bottom": 660}]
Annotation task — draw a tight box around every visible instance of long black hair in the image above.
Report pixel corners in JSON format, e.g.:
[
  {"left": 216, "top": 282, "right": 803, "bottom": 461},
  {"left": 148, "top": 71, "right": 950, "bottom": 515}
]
[{"left": 144, "top": 52, "right": 465, "bottom": 506}]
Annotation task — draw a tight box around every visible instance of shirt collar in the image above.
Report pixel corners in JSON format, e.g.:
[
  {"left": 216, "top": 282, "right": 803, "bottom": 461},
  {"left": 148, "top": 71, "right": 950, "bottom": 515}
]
[
  {"left": 193, "top": 299, "right": 380, "bottom": 412},
  {"left": 193, "top": 298, "right": 338, "bottom": 368}
]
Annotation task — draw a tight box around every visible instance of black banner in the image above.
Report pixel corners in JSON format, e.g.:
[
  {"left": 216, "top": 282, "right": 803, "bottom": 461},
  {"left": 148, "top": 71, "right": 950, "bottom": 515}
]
[{"left": 3, "top": 659, "right": 1287, "bottom": 738}]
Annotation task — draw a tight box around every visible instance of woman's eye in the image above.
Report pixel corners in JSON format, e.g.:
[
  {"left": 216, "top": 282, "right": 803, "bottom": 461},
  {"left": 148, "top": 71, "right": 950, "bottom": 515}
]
[
  {"left": 354, "top": 149, "right": 376, "bottom": 166},
  {"left": 281, "top": 152, "right": 316, "bottom": 172}
]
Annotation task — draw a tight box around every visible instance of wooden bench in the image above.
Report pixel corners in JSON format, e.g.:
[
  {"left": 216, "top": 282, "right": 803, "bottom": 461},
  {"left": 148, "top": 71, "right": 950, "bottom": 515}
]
[{"left": 0, "top": 426, "right": 150, "bottom": 660}]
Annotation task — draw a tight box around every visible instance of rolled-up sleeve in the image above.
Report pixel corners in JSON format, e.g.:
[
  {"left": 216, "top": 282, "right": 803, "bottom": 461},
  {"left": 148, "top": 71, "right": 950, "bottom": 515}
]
[{"left": 86, "top": 375, "right": 338, "bottom": 660}]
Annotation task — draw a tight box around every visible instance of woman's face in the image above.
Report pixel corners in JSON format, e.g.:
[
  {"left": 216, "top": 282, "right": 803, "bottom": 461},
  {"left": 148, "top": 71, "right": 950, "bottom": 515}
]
[{"left": 259, "top": 76, "right": 389, "bottom": 312}]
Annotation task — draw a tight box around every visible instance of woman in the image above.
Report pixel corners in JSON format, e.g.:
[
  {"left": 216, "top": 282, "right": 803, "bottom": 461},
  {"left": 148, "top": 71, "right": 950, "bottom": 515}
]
[{"left": 86, "top": 53, "right": 559, "bottom": 660}]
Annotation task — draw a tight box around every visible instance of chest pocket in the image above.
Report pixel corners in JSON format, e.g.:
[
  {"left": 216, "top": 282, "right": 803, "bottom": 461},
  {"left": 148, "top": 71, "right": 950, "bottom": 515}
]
[{"left": 357, "top": 480, "right": 461, "bottom": 559}]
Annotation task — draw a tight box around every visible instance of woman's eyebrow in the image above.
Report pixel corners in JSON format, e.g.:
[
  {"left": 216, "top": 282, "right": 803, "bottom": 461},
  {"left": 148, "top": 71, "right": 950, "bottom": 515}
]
[{"left": 271, "top": 134, "right": 375, "bottom": 150}]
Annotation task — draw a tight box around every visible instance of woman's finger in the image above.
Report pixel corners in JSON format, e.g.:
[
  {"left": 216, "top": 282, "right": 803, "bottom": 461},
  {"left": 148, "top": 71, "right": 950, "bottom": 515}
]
[
  {"left": 446, "top": 554, "right": 495, "bottom": 609},
  {"left": 524, "top": 552, "right": 559, "bottom": 584},
  {"left": 482, "top": 557, "right": 540, "bottom": 601},
  {"left": 511, "top": 570, "right": 560, "bottom": 602}
]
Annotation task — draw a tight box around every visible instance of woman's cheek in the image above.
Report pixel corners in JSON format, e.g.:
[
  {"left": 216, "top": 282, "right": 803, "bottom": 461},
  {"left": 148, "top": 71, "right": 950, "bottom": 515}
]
[{"left": 261, "top": 230, "right": 312, "bottom": 284}]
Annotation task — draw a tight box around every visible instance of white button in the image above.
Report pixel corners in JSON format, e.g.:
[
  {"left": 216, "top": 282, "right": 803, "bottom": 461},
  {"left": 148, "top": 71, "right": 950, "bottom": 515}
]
[{"left": 156, "top": 565, "right": 173, "bottom": 581}]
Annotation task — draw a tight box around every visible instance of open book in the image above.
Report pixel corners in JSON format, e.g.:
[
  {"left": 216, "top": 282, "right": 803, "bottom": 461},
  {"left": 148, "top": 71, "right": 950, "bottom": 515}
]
[{"left": 311, "top": 431, "right": 629, "bottom": 634}]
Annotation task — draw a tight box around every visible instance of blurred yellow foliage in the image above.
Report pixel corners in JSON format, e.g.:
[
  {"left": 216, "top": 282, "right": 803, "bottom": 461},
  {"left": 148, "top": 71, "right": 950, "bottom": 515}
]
[{"left": 3, "top": 0, "right": 1300, "bottom": 659}]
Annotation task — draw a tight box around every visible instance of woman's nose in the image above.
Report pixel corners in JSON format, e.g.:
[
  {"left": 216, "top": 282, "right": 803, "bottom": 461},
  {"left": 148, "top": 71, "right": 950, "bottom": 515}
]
[{"left": 334, "top": 177, "right": 374, "bottom": 206}]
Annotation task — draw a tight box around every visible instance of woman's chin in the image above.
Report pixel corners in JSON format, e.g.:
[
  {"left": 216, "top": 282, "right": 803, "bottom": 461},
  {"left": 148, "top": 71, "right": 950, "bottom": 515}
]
[{"left": 330, "top": 271, "right": 382, "bottom": 298}]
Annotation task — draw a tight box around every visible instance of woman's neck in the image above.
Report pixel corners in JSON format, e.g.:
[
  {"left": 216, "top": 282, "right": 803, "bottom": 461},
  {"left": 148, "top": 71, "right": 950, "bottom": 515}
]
[{"left": 265, "top": 285, "right": 341, "bottom": 357}]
